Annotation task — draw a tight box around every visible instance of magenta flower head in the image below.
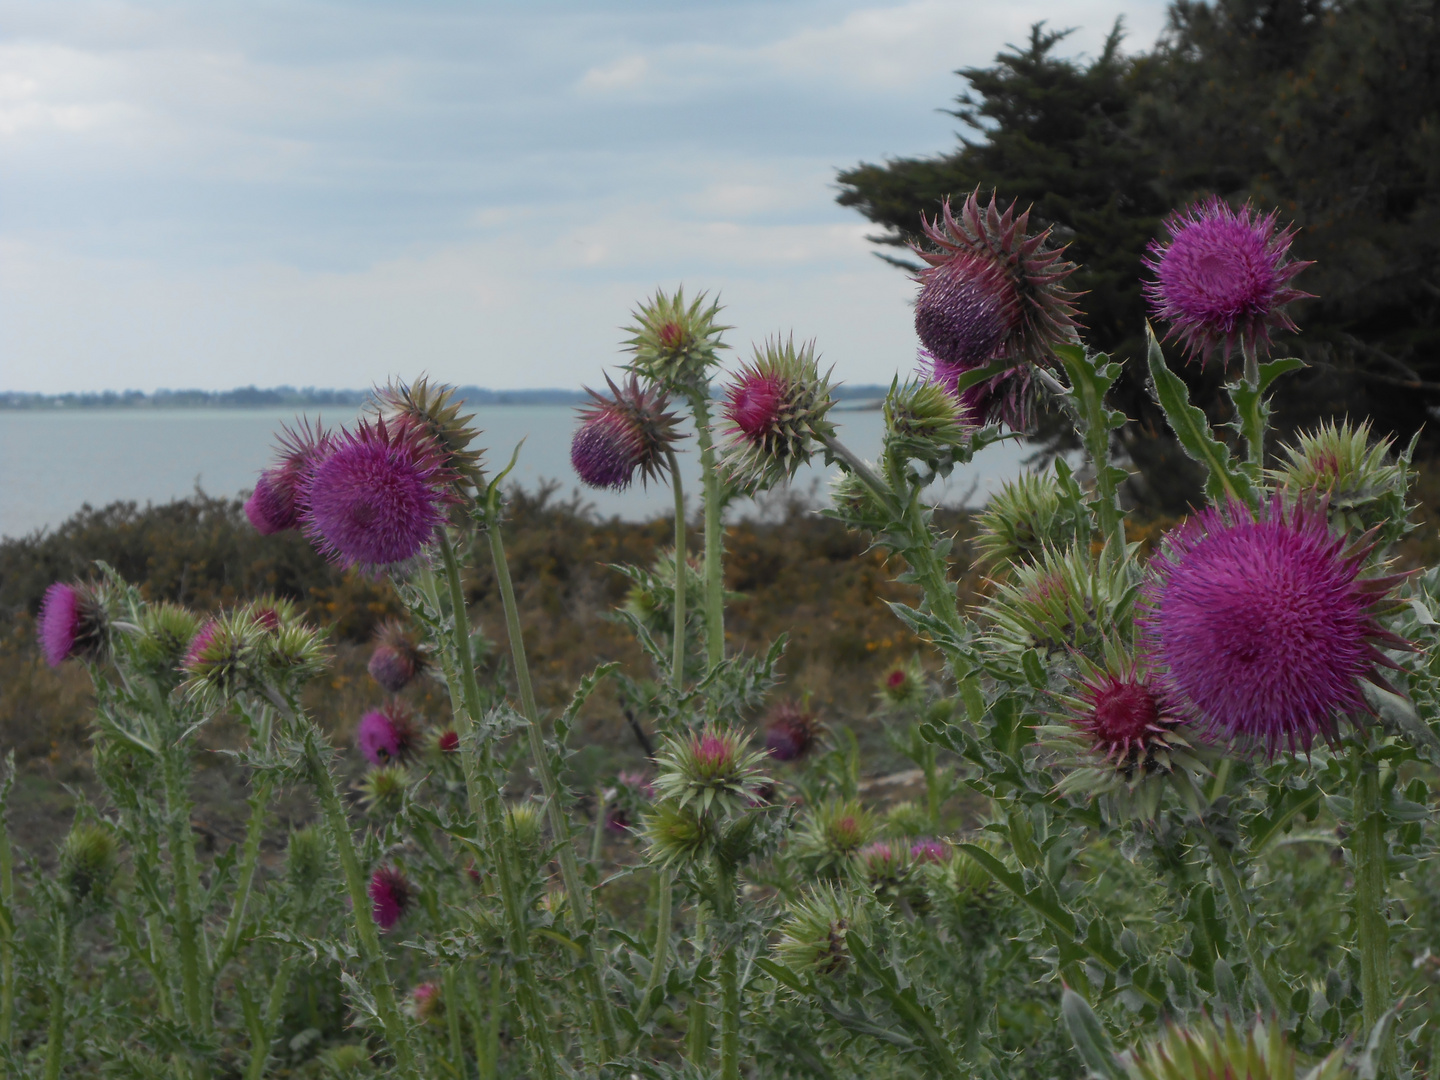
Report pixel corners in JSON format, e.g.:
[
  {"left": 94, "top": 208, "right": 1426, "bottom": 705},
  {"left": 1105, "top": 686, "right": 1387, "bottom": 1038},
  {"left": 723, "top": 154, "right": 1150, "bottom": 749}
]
[
  {"left": 1144, "top": 196, "right": 1314, "bottom": 365},
  {"left": 912, "top": 190, "right": 1081, "bottom": 428},
  {"left": 245, "top": 418, "right": 332, "bottom": 535},
  {"left": 763, "top": 700, "right": 823, "bottom": 762},
  {"left": 1140, "top": 498, "right": 1410, "bottom": 753},
  {"left": 408, "top": 982, "right": 444, "bottom": 1025},
  {"left": 570, "top": 374, "right": 682, "bottom": 491},
  {"left": 368, "top": 865, "right": 412, "bottom": 931},
  {"left": 909, "top": 839, "right": 950, "bottom": 864},
  {"left": 720, "top": 337, "right": 836, "bottom": 491},
  {"left": 356, "top": 702, "right": 418, "bottom": 766},
  {"left": 367, "top": 619, "right": 427, "bottom": 693},
  {"left": 37, "top": 582, "right": 108, "bottom": 667},
  {"left": 301, "top": 416, "right": 457, "bottom": 570}
]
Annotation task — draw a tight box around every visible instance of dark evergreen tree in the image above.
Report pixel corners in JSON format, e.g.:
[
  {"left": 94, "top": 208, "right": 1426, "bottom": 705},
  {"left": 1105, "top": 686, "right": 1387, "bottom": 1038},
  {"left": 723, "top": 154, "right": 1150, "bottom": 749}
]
[{"left": 838, "top": 1, "right": 1440, "bottom": 513}]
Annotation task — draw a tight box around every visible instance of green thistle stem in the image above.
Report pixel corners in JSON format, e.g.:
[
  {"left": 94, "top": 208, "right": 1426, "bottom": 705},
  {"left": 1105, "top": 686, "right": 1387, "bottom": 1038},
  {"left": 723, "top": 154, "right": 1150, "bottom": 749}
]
[
  {"left": 1353, "top": 743, "right": 1394, "bottom": 1063},
  {"left": 688, "top": 391, "right": 726, "bottom": 668},
  {"left": 302, "top": 730, "right": 419, "bottom": 1080},
  {"left": 481, "top": 522, "right": 620, "bottom": 1061},
  {"left": 0, "top": 785, "right": 13, "bottom": 1062},
  {"left": 428, "top": 536, "right": 562, "bottom": 1080},
  {"left": 244, "top": 954, "right": 297, "bottom": 1080},
  {"left": 160, "top": 740, "right": 210, "bottom": 1046},
  {"left": 668, "top": 449, "right": 688, "bottom": 686},
  {"left": 1242, "top": 339, "right": 1261, "bottom": 397},
  {"left": 687, "top": 908, "right": 711, "bottom": 1065},
  {"left": 716, "top": 861, "right": 741, "bottom": 1080},
  {"left": 444, "top": 968, "right": 465, "bottom": 1077},
  {"left": 214, "top": 775, "right": 273, "bottom": 979},
  {"left": 42, "top": 913, "right": 72, "bottom": 1080}
]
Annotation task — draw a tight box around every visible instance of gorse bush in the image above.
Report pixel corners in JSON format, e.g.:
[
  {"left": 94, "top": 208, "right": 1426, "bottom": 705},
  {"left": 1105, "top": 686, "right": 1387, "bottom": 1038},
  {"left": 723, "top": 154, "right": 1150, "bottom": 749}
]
[{"left": 9, "top": 185, "right": 1440, "bottom": 1080}]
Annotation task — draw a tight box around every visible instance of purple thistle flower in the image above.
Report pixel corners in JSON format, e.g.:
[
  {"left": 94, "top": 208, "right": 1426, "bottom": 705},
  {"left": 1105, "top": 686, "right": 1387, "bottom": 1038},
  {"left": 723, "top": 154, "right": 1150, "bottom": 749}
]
[
  {"left": 1070, "top": 674, "right": 1181, "bottom": 768},
  {"left": 366, "top": 619, "right": 426, "bottom": 692},
  {"left": 245, "top": 418, "right": 332, "bottom": 535},
  {"left": 915, "top": 250, "right": 1019, "bottom": 371},
  {"left": 368, "top": 866, "right": 412, "bottom": 930},
  {"left": 409, "top": 982, "right": 444, "bottom": 1025},
  {"left": 182, "top": 620, "right": 220, "bottom": 673},
  {"left": 1140, "top": 499, "right": 1410, "bottom": 753},
  {"left": 1144, "top": 197, "right": 1314, "bottom": 365},
  {"left": 37, "top": 582, "right": 106, "bottom": 667},
  {"left": 909, "top": 839, "right": 949, "bottom": 864},
  {"left": 921, "top": 347, "right": 1036, "bottom": 431},
  {"left": 570, "top": 374, "right": 682, "bottom": 491},
  {"left": 436, "top": 729, "right": 459, "bottom": 755},
  {"left": 301, "top": 416, "right": 455, "bottom": 569},
  {"left": 763, "top": 700, "right": 823, "bottom": 762},
  {"left": 356, "top": 702, "right": 418, "bottom": 766}
]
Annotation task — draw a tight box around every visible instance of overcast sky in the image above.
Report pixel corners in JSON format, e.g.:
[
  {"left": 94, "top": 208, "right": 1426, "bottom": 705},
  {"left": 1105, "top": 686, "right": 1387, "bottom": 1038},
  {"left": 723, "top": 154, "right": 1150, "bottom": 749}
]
[{"left": 0, "top": 0, "right": 1170, "bottom": 394}]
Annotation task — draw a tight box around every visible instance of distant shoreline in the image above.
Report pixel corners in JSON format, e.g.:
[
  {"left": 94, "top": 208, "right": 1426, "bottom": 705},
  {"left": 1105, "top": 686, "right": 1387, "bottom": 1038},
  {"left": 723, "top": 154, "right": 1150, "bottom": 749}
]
[{"left": 0, "top": 383, "right": 890, "bottom": 411}]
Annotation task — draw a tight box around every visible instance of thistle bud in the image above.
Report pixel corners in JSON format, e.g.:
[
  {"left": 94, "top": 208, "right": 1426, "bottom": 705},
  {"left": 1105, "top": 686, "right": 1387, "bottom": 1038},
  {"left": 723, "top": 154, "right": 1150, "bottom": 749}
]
[
  {"left": 368, "top": 865, "right": 412, "bottom": 931},
  {"left": 719, "top": 337, "right": 835, "bottom": 492},
  {"left": 357, "top": 766, "right": 409, "bottom": 815},
  {"left": 59, "top": 821, "right": 118, "bottom": 907},
  {"left": 181, "top": 612, "right": 262, "bottom": 699},
  {"left": 367, "top": 620, "right": 428, "bottom": 693},
  {"left": 504, "top": 803, "right": 547, "bottom": 851},
  {"left": 763, "top": 700, "right": 823, "bottom": 762},
  {"left": 131, "top": 601, "right": 201, "bottom": 681},
  {"left": 622, "top": 287, "right": 730, "bottom": 392},
  {"left": 433, "top": 729, "right": 460, "bottom": 755},
  {"left": 285, "top": 826, "right": 327, "bottom": 899},
  {"left": 796, "top": 799, "right": 878, "bottom": 876},
  {"left": 652, "top": 726, "right": 770, "bottom": 816},
  {"left": 37, "top": 581, "right": 108, "bottom": 668},
  {"left": 774, "top": 884, "right": 869, "bottom": 978},
  {"left": 356, "top": 702, "right": 418, "bottom": 766},
  {"left": 882, "top": 801, "right": 930, "bottom": 838},
  {"left": 377, "top": 376, "right": 486, "bottom": 490},
  {"left": 640, "top": 802, "right": 712, "bottom": 868},
  {"left": 878, "top": 658, "right": 925, "bottom": 707},
  {"left": 260, "top": 621, "right": 328, "bottom": 683},
  {"left": 908, "top": 838, "right": 950, "bottom": 864},
  {"left": 570, "top": 374, "right": 683, "bottom": 491},
  {"left": 407, "top": 982, "right": 445, "bottom": 1026},
  {"left": 1121, "top": 1013, "right": 1345, "bottom": 1080},
  {"left": 882, "top": 379, "right": 974, "bottom": 468},
  {"left": 1272, "top": 420, "right": 1410, "bottom": 539},
  {"left": 975, "top": 472, "right": 1084, "bottom": 569},
  {"left": 982, "top": 545, "right": 1130, "bottom": 663},
  {"left": 856, "top": 841, "right": 907, "bottom": 889}
]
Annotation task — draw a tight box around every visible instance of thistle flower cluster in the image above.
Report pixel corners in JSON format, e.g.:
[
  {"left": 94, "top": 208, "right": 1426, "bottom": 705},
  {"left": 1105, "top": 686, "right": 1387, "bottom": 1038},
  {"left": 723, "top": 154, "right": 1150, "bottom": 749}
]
[
  {"left": 720, "top": 337, "right": 836, "bottom": 492},
  {"left": 570, "top": 374, "right": 683, "bottom": 491},
  {"left": 912, "top": 190, "right": 1081, "bottom": 429},
  {"left": 1144, "top": 196, "right": 1312, "bottom": 366}
]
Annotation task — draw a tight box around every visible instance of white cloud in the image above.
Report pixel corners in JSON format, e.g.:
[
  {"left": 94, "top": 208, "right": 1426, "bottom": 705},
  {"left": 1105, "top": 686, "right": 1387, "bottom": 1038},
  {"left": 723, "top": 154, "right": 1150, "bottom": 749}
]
[{"left": 578, "top": 54, "right": 649, "bottom": 92}]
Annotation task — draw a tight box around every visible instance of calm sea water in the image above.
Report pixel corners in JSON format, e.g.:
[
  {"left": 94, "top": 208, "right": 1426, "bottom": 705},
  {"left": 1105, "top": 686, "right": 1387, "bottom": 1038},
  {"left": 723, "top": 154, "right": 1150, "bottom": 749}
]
[{"left": 0, "top": 405, "right": 1033, "bottom": 540}]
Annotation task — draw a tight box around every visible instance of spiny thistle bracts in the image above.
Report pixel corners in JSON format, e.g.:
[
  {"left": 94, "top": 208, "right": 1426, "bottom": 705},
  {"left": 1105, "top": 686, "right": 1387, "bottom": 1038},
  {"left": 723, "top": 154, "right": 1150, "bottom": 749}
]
[
  {"left": 504, "top": 802, "right": 547, "bottom": 850},
  {"left": 1144, "top": 196, "right": 1313, "bottom": 365},
  {"left": 982, "top": 545, "right": 1134, "bottom": 667},
  {"left": 1271, "top": 420, "right": 1412, "bottom": 540},
  {"left": 245, "top": 417, "right": 331, "bottom": 535},
  {"left": 1121, "top": 1013, "right": 1346, "bottom": 1080},
  {"left": 367, "top": 619, "right": 428, "bottom": 693},
  {"left": 909, "top": 838, "right": 950, "bottom": 864},
  {"left": 795, "top": 799, "right": 879, "bottom": 876},
  {"left": 857, "top": 841, "right": 907, "bottom": 887},
  {"left": 1041, "top": 646, "right": 1208, "bottom": 818},
  {"left": 720, "top": 337, "right": 836, "bottom": 492},
  {"left": 357, "top": 766, "right": 408, "bottom": 815},
  {"left": 59, "top": 822, "right": 118, "bottom": 907},
  {"left": 763, "top": 699, "right": 824, "bottom": 762},
  {"left": 622, "top": 287, "right": 731, "bottom": 392},
  {"left": 407, "top": 982, "right": 445, "bottom": 1026},
  {"left": 356, "top": 702, "right": 419, "bottom": 766},
  {"left": 131, "top": 601, "right": 201, "bottom": 681},
  {"left": 37, "top": 581, "right": 108, "bottom": 668},
  {"left": 570, "top": 373, "right": 683, "bottom": 491},
  {"left": 378, "top": 376, "right": 485, "bottom": 489},
  {"left": 301, "top": 415, "right": 457, "bottom": 570},
  {"left": 368, "top": 866, "right": 413, "bottom": 931},
  {"left": 912, "top": 190, "right": 1081, "bottom": 426},
  {"left": 774, "top": 884, "right": 870, "bottom": 978},
  {"left": 640, "top": 801, "right": 712, "bottom": 868},
  {"left": 652, "top": 726, "right": 771, "bottom": 815},
  {"left": 975, "top": 471, "right": 1086, "bottom": 568},
  {"left": 1140, "top": 497, "right": 1411, "bottom": 753},
  {"left": 180, "top": 612, "right": 264, "bottom": 700},
  {"left": 882, "top": 377, "right": 975, "bottom": 468}
]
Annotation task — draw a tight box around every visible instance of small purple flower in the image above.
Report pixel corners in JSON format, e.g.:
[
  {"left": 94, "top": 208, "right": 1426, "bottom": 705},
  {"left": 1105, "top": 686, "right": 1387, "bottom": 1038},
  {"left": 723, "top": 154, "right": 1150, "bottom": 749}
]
[
  {"left": 570, "top": 375, "right": 681, "bottom": 491},
  {"left": 409, "top": 982, "right": 443, "bottom": 1025},
  {"left": 245, "top": 419, "right": 332, "bottom": 535},
  {"left": 1144, "top": 197, "right": 1314, "bottom": 364},
  {"left": 366, "top": 620, "right": 426, "bottom": 693},
  {"left": 368, "top": 866, "right": 412, "bottom": 930},
  {"left": 1140, "top": 498, "right": 1410, "bottom": 752},
  {"left": 301, "top": 416, "right": 455, "bottom": 569},
  {"left": 37, "top": 582, "right": 107, "bottom": 668},
  {"left": 357, "top": 703, "right": 417, "bottom": 766},
  {"left": 182, "top": 620, "right": 220, "bottom": 673},
  {"left": 909, "top": 839, "right": 949, "bottom": 864},
  {"left": 436, "top": 729, "right": 460, "bottom": 755},
  {"left": 763, "top": 701, "right": 822, "bottom": 762}
]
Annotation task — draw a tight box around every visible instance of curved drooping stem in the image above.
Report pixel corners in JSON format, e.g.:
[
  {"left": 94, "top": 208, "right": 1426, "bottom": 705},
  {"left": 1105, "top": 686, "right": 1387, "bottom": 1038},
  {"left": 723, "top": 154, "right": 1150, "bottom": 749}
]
[{"left": 479, "top": 523, "right": 619, "bottom": 1060}]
